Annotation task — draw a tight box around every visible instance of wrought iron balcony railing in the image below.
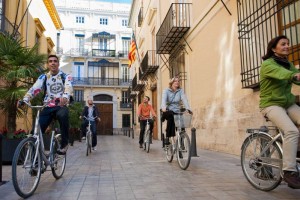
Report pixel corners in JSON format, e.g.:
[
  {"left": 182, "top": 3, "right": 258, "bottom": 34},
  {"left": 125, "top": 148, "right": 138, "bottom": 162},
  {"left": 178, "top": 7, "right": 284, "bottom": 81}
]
[
  {"left": 72, "top": 77, "right": 131, "bottom": 86},
  {"left": 156, "top": 3, "right": 191, "bottom": 54},
  {"left": 56, "top": 47, "right": 63, "bottom": 54},
  {"left": 92, "top": 49, "right": 116, "bottom": 57},
  {"left": 132, "top": 74, "right": 145, "bottom": 91},
  {"left": 0, "top": 14, "right": 21, "bottom": 38},
  {"left": 120, "top": 102, "right": 132, "bottom": 109},
  {"left": 64, "top": 48, "right": 89, "bottom": 57},
  {"left": 140, "top": 50, "right": 159, "bottom": 80},
  {"left": 118, "top": 50, "right": 129, "bottom": 58}
]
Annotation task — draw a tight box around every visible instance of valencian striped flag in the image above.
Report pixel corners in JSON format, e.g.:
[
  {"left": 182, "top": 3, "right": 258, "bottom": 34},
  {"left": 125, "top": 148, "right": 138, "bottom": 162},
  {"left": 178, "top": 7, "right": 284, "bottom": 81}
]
[{"left": 128, "top": 35, "right": 136, "bottom": 68}]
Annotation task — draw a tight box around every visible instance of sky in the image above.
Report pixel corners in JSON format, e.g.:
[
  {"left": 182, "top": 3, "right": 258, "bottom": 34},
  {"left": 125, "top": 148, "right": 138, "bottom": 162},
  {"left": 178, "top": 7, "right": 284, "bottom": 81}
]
[{"left": 96, "top": 0, "right": 132, "bottom": 3}]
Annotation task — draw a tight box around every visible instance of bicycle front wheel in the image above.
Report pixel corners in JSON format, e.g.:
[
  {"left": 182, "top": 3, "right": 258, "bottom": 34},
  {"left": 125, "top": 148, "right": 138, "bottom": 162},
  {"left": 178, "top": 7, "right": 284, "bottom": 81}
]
[
  {"left": 165, "top": 138, "right": 173, "bottom": 162},
  {"left": 145, "top": 130, "right": 150, "bottom": 153},
  {"left": 176, "top": 132, "right": 191, "bottom": 170},
  {"left": 241, "top": 133, "right": 282, "bottom": 191},
  {"left": 51, "top": 134, "right": 66, "bottom": 179},
  {"left": 12, "top": 137, "right": 41, "bottom": 198},
  {"left": 86, "top": 132, "right": 92, "bottom": 156}
]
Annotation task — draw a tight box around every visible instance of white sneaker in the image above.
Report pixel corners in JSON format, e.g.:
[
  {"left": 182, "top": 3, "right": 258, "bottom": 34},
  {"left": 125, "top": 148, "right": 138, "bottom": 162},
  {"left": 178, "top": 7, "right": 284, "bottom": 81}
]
[
  {"left": 92, "top": 147, "right": 97, "bottom": 151},
  {"left": 81, "top": 137, "right": 86, "bottom": 140}
]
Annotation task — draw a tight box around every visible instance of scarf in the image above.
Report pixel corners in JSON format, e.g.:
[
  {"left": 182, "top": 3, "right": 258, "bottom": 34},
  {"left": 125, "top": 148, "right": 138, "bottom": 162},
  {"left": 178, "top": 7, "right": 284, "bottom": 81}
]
[{"left": 272, "top": 55, "right": 290, "bottom": 69}]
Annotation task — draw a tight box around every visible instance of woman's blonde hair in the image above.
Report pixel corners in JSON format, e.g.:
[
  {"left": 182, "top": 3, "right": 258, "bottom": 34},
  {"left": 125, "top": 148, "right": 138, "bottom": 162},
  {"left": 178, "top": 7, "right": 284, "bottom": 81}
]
[{"left": 169, "top": 76, "right": 180, "bottom": 88}]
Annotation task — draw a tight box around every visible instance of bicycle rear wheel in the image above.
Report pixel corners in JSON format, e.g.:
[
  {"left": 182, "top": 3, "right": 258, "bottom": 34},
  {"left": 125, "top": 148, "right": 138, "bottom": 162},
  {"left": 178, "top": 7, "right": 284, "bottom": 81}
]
[
  {"left": 51, "top": 134, "right": 66, "bottom": 179},
  {"left": 241, "top": 133, "right": 282, "bottom": 191},
  {"left": 176, "top": 132, "right": 191, "bottom": 170},
  {"left": 12, "top": 137, "right": 41, "bottom": 198}
]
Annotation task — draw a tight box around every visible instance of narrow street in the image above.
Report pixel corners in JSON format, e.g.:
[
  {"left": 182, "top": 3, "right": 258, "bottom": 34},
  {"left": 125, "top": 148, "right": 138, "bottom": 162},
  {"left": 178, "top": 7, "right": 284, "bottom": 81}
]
[{"left": 1, "top": 134, "right": 300, "bottom": 200}]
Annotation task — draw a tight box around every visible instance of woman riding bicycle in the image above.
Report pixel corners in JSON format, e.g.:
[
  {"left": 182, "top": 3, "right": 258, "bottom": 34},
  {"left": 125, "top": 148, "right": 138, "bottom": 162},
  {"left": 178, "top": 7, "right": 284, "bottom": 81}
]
[
  {"left": 259, "top": 35, "right": 300, "bottom": 189},
  {"left": 161, "top": 76, "right": 192, "bottom": 145},
  {"left": 137, "top": 96, "right": 157, "bottom": 148}
]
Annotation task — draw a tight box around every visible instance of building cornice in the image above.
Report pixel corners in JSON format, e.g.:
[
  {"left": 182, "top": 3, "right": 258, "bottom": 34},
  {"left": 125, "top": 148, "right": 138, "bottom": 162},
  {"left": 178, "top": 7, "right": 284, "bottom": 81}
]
[
  {"left": 34, "top": 18, "right": 46, "bottom": 36},
  {"left": 46, "top": 37, "right": 55, "bottom": 50},
  {"left": 43, "top": 0, "right": 63, "bottom": 30}
]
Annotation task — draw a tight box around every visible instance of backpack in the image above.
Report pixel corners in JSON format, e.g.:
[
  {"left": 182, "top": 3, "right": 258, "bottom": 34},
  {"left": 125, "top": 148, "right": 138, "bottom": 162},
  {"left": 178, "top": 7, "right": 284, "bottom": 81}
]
[{"left": 42, "top": 73, "right": 74, "bottom": 103}]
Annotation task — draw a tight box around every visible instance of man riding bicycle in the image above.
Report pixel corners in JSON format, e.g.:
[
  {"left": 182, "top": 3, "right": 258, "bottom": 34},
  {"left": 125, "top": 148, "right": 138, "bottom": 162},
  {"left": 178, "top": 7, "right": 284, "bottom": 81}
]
[
  {"left": 137, "top": 96, "right": 157, "bottom": 148},
  {"left": 21, "top": 55, "right": 73, "bottom": 155},
  {"left": 80, "top": 99, "right": 100, "bottom": 151}
]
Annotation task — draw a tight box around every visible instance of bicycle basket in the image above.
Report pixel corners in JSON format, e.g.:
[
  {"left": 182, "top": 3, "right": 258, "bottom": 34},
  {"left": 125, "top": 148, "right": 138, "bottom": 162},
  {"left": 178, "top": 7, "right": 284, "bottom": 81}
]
[{"left": 174, "top": 114, "right": 192, "bottom": 128}]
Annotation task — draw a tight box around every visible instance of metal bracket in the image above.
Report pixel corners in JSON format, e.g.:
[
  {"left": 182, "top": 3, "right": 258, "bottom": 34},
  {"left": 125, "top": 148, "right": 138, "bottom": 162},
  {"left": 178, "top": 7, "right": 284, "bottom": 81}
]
[{"left": 220, "top": 0, "right": 232, "bottom": 16}]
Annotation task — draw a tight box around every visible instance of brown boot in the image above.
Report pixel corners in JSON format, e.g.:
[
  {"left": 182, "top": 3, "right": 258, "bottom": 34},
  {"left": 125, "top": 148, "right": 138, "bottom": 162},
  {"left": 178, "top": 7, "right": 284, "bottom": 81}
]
[{"left": 283, "top": 171, "right": 300, "bottom": 189}]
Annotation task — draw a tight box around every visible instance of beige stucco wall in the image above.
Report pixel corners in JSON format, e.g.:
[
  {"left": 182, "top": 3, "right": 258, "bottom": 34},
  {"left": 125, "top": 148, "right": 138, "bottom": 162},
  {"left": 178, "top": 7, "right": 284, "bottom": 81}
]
[{"left": 129, "top": 0, "right": 284, "bottom": 156}]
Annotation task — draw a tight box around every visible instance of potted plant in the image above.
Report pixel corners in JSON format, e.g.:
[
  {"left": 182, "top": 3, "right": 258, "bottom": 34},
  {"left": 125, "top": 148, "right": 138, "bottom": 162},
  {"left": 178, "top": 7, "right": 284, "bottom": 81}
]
[
  {"left": 0, "top": 127, "right": 28, "bottom": 164},
  {"left": 68, "top": 102, "right": 84, "bottom": 146}
]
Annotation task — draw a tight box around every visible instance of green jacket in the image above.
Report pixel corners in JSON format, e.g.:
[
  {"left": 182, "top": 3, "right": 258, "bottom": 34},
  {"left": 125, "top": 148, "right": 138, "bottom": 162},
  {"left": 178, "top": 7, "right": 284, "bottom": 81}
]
[{"left": 259, "top": 58, "right": 300, "bottom": 108}]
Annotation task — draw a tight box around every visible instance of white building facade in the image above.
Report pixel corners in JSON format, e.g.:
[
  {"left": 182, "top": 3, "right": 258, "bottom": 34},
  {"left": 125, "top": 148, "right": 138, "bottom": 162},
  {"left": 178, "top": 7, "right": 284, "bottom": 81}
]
[{"left": 54, "top": 0, "right": 133, "bottom": 134}]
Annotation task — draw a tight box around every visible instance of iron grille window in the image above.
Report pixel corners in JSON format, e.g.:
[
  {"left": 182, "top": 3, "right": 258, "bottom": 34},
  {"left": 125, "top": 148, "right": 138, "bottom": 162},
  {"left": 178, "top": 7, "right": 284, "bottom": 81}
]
[
  {"left": 100, "top": 18, "right": 108, "bottom": 25},
  {"left": 237, "top": 0, "right": 300, "bottom": 89},
  {"left": 74, "top": 90, "right": 84, "bottom": 102},
  {"left": 122, "top": 114, "right": 130, "bottom": 128}
]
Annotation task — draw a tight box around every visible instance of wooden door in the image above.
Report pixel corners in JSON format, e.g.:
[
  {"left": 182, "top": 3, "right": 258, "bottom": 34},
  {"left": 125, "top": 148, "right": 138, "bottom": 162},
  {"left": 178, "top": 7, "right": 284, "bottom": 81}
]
[
  {"left": 152, "top": 89, "right": 158, "bottom": 139},
  {"left": 96, "top": 104, "right": 113, "bottom": 135}
]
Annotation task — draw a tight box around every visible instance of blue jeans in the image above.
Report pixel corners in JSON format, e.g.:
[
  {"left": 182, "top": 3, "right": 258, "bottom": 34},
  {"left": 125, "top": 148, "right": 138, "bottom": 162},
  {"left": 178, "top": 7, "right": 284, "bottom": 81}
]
[
  {"left": 81, "top": 120, "right": 97, "bottom": 147},
  {"left": 39, "top": 106, "right": 69, "bottom": 148}
]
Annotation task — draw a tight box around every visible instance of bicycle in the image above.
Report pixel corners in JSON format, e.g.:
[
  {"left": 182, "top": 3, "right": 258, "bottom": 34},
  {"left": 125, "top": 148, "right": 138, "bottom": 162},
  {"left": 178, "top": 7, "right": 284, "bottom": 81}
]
[
  {"left": 143, "top": 118, "right": 153, "bottom": 153},
  {"left": 83, "top": 116, "right": 97, "bottom": 156},
  {"left": 163, "top": 111, "right": 192, "bottom": 170},
  {"left": 241, "top": 125, "right": 300, "bottom": 191},
  {"left": 12, "top": 101, "right": 66, "bottom": 198}
]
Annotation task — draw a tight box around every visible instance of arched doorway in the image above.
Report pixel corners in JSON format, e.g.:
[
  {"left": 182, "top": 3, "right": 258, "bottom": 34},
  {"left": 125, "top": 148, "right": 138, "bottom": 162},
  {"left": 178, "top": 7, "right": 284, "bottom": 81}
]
[{"left": 94, "top": 94, "right": 113, "bottom": 135}]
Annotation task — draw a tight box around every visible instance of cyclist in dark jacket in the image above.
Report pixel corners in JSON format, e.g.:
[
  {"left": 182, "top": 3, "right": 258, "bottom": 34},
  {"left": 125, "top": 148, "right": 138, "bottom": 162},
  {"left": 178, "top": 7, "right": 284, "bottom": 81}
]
[{"left": 80, "top": 100, "right": 100, "bottom": 151}]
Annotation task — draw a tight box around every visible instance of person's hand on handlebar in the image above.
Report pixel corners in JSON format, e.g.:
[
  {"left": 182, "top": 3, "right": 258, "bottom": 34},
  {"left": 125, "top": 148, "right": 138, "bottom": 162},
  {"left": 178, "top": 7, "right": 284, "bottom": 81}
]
[
  {"left": 187, "top": 109, "right": 193, "bottom": 115},
  {"left": 293, "top": 73, "right": 300, "bottom": 81}
]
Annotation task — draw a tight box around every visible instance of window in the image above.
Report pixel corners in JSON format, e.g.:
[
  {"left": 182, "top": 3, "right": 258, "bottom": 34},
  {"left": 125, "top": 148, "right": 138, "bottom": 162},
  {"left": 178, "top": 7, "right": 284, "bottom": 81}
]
[
  {"left": 121, "top": 91, "right": 129, "bottom": 103},
  {"left": 122, "top": 39, "right": 130, "bottom": 56},
  {"left": 122, "top": 19, "right": 128, "bottom": 26},
  {"left": 99, "top": 38, "right": 108, "bottom": 50},
  {"left": 122, "top": 114, "right": 130, "bottom": 128},
  {"left": 100, "top": 18, "right": 108, "bottom": 25},
  {"left": 121, "top": 64, "right": 129, "bottom": 82},
  {"left": 76, "top": 16, "right": 85, "bottom": 24},
  {"left": 76, "top": 36, "right": 84, "bottom": 52},
  {"left": 74, "top": 90, "right": 84, "bottom": 102},
  {"left": 73, "top": 62, "right": 84, "bottom": 79},
  {"left": 238, "top": 0, "right": 300, "bottom": 89}
]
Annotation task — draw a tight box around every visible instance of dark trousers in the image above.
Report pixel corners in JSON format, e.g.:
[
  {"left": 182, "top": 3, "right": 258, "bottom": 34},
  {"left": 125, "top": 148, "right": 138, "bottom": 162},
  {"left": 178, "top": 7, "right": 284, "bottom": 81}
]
[
  {"left": 139, "top": 120, "right": 154, "bottom": 144},
  {"left": 81, "top": 120, "right": 97, "bottom": 147},
  {"left": 39, "top": 106, "right": 69, "bottom": 148},
  {"left": 161, "top": 111, "right": 175, "bottom": 137}
]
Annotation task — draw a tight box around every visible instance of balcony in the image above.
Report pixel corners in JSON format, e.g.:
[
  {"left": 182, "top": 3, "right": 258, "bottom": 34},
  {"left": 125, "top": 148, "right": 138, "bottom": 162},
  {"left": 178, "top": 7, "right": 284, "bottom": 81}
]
[
  {"left": 156, "top": 3, "right": 191, "bottom": 54},
  {"left": 72, "top": 77, "right": 131, "bottom": 86},
  {"left": 120, "top": 102, "right": 132, "bottom": 109},
  {"left": 92, "top": 49, "right": 116, "bottom": 57},
  {"left": 64, "top": 48, "right": 88, "bottom": 57},
  {"left": 132, "top": 74, "right": 145, "bottom": 91},
  {"left": 140, "top": 50, "right": 159, "bottom": 80},
  {"left": 118, "top": 50, "right": 129, "bottom": 58},
  {"left": 0, "top": 14, "right": 21, "bottom": 38}
]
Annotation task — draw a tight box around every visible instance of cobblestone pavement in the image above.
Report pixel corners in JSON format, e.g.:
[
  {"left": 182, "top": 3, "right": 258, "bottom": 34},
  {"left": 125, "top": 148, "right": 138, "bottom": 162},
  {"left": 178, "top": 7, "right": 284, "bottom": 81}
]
[{"left": 1, "top": 134, "right": 300, "bottom": 200}]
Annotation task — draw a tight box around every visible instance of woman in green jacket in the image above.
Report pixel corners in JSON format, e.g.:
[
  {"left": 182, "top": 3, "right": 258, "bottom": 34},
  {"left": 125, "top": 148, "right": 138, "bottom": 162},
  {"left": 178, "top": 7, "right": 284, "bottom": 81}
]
[{"left": 260, "top": 35, "right": 300, "bottom": 189}]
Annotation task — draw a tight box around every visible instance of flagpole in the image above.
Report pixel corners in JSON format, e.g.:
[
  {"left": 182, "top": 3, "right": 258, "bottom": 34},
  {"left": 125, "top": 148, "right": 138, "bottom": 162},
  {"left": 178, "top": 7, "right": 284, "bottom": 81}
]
[{"left": 132, "top": 30, "right": 143, "bottom": 73}]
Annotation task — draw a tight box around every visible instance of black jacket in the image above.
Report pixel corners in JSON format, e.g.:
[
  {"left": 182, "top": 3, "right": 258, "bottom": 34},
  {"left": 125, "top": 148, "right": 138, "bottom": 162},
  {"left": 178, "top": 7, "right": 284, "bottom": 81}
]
[{"left": 81, "top": 105, "right": 99, "bottom": 119}]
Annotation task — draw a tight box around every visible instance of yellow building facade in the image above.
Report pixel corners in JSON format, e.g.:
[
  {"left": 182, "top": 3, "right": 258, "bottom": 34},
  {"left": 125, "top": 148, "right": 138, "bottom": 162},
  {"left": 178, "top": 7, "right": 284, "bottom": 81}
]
[
  {"left": 0, "top": 0, "right": 63, "bottom": 129},
  {"left": 129, "top": 0, "right": 300, "bottom": 155}
]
